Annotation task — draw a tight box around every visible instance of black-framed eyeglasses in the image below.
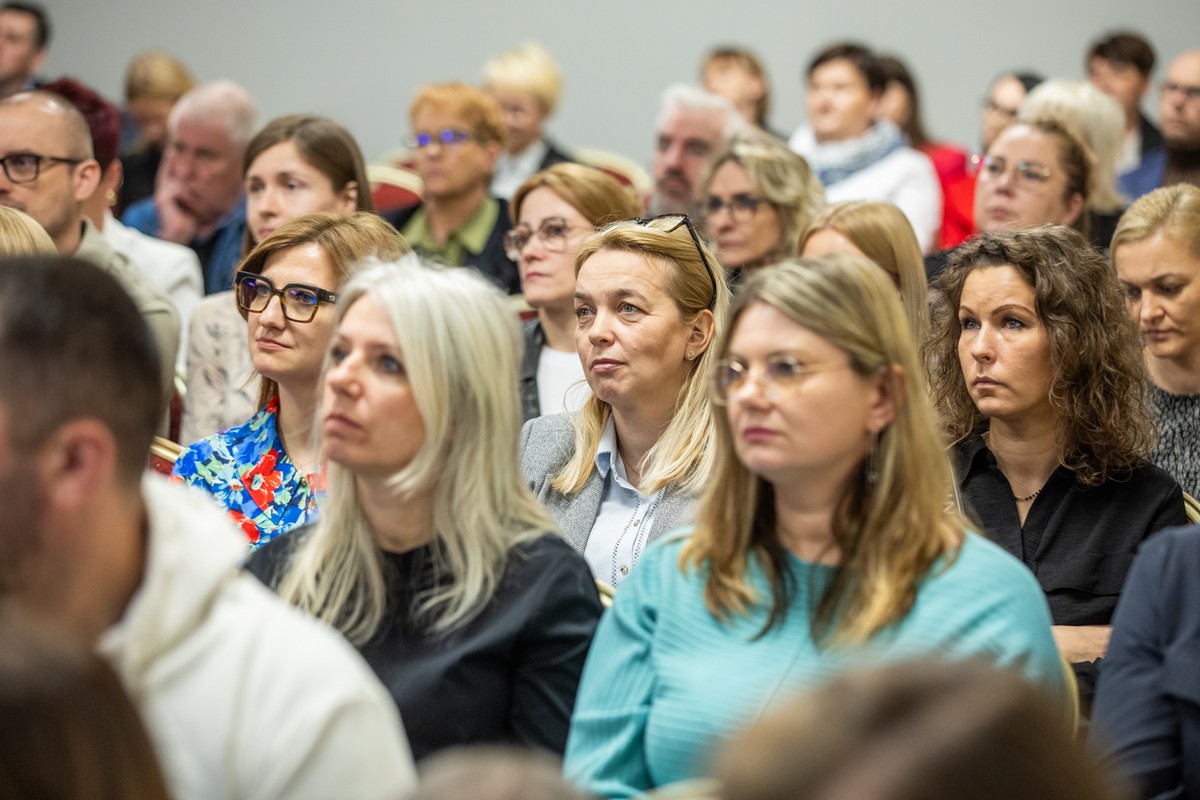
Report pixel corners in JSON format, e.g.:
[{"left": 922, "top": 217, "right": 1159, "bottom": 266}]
[
  {"left": 1160, "top": 80, "right": 1200, "bottom": 103},
  {"left": 712, "top": 356, "right": 849, "bottom": 406},
  {"left": 504, "top": 216, "right": 589, "bottom": 261},
  {"left": 406, "top": 129, "right": 472, "bottom": 149},
  {"left": 970, "top": 154, "right": 1053, "bottom": 192},
  {"left": 235, "top": 271, "right": 338, "bottom": 323},
  {"left": 0, "top": 153, "right": 84, "bottom": 184},
  {"left": 630, "top": 214, "right": 719, "bottom": 311},
  {"left": 701, "top": 194, "right": 764, "bottom": 224}
]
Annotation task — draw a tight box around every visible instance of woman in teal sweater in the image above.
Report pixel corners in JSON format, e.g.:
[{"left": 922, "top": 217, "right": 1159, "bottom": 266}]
[{"left": 563, "top": 256, "right": 1066, "bottom": 798}]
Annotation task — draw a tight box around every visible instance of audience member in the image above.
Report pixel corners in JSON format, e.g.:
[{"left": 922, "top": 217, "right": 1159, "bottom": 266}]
[
  {"left": 181, "top": 113, "right": 374, "bottom": 444},
  {"left": 0, "top": 1, "right": 47, "bottom": 98},
  {"left": 647, "top": 83, "right": 745, "bottom": 216},
  {"left": 45, "top": 76, "right": 202, "bottom": 371},
  {"left": 247, "top": 258, "right": 602, "bottom": 760},
  {"left": 927, "top": 226, "right": 1188, "bottom": 709},
  {"left": 0, "top": 611, "right": 171, "bottom": 800},
  {"left": 1019, "top": 80, "right": 1128, "bottom": 249},
  {"left": 519, "top": 216, "right": 729, "bottom": 586},
  {"left": 407, "top": 746, "right": 593, "bottom": 800},
  {"left": 1111, "top": 183, "right": 1200, "bottom": 497},
  {"left": 123, "top": 80, "right": 258, "bottom": 295},
  {"left": 789, "top": 43, "right": 941, "bottom": 254},
  {"left": 721, "top": 659, "right": 1131, "bottom": 800},
  {"left": 174, "top": 212, "right": 407, "bottom": 548},
  {"left": 0, "top": 256, "right": 416, "bottom": 799},
  {"left": 1156, "top": 50, "right": 1200, "bottom": 190},
  {"left": 1093, "top": 525, "right": 1200, "bottom": 800},
  {"left": 801, "top": 199, "right": 928, "bottom": 341},
  {"left": 1087, "top": 32, "right": 1163, "bottom": 200},
  {"left": 879, "top": 54, "right": 973, "bottom": 250},
  {"left": 981, "top": 71, "right": 1044, "bottom": 153},
  {"left": 118, "top": 50, "right": 195, "bottom": 212},
  {"left": 0, "top": 90, "right": 179, "bottom": 404},
  {"left": 0, "top": 204, "right": 52, "bottom": 253},
  {"left": 386, "top": 82, "right": 519, "bottom": 293},
  {"left": 701, "top": 47, "right": 777, "bottom": 134},
  {"left": 483, "top": 42, "right": 573, "bottom": 201},
  {"left": 507, "top": 162, "right": 641, "bottom": 420},
  {"left": 697, "top": 128, "right": 825, "bottom": 279},
  {"left": 564, "top": 256, "right": 1064, "bottom": 798}
]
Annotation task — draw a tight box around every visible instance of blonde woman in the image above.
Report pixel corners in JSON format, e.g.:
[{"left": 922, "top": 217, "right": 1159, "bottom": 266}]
[
  {"left": 697, "top": 129, "right": 824, "bottom": 279},
  {"left": 519, "top": 215, "right": 729, "bottom": 587},
  {"left": 247, "top": 259, "right": 602, "bottom": 761},
  {"left": 564, "top": 256, "right": 1064, "bottom": 798},
  {"left": 800, "top": 199, "right": 929, "bottom": 341},
  {"left": 0, "top": 206, "right": 56, "bottom": 255}
]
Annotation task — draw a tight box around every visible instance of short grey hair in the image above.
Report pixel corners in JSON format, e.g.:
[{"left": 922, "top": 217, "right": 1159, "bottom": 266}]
[
  {"left": 168, "top": 80, "right": 259, "bottom": 151},
  {"left": 655, "top": 82, "right": 747, "bottom": 141}
]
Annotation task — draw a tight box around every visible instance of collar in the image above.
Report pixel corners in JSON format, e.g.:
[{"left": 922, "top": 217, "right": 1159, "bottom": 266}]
[
  {"left": 955, "top": 432, "right": 992, "bottom": 482},
  {"left": 402, "top": 196, "right": 498, "bottom": 260},
  {"left": 791, "top": 120, "right": 907, "bottom": 186},
  {"left": 193, "top": 195, "right": 247, "bottom": 245},
  {"left": 496, "top": 139, "right": 549, "bottom": 175},
  {"left": 593, "top": 415, "right": 637, "bottom": 491}
]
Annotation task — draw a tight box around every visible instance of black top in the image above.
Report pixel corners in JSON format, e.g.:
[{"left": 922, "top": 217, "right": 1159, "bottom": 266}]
[
  {"left": 519, "top": 319, "right": 544, "bottom": 423},
  {"left": 246, "top": 530, "right": 602, "bottom": 761}
]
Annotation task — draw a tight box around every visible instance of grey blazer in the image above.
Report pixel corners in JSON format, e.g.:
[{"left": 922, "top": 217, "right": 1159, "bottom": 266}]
[{"left": 519, "top": 413, "right": 700, "bottom": 555}]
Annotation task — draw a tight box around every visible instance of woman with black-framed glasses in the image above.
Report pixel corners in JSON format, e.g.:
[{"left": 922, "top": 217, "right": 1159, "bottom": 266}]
[
  {"left": 508, "top": 163, "right": 642, "bottom": 421},
  {"left": 519, "top": 214, "right": 730, "bottom": 587},
  {"left": 697, "top": 129, "right": 824, "bottom": 281},
  {"left": 172, "top": 212, "right": 408, "bottom": 549}
]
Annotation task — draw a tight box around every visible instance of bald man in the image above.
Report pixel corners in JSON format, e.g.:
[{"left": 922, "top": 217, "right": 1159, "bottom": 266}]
[{"left": 0, "top": 90, "right": 179, "bottom": 406}]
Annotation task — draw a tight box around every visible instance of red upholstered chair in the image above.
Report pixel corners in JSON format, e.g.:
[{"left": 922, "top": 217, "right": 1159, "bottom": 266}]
[
  {"left": 368, "top": 163, "right": 423, "bottom": 214},
  {"left": 148, "top": 436, "right": 184, "bottom": 475}
]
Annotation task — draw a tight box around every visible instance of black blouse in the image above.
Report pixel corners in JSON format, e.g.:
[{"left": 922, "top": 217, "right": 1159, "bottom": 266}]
[{"left": 247, "top": 531, "right": 602, "bottom": 761}]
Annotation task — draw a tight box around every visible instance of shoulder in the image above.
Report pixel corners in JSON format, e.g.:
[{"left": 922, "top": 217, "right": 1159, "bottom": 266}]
[
  {"left": 243, "top": 526, "right": 311, "bottom": 589},
  {"left": 923, "top": 532, "right": 1046, "bottom": 609},
  {"left": 382, "top": 202, "right": 421, "bottom": 230},
  {"left": 520, "top": 413, "right": 578, "bottom": 464},
  {"left": 172, "top": 411, "right": 268, "bottom": 481},
  {"left": 121, "top": 197, "right": 159, "bottom": 232},
  {"left": 882, "top": 147, "right": 940, "bottom": 184}
]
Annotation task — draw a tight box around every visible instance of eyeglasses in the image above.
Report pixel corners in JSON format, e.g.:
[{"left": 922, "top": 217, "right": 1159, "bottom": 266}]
[
  {"left": 701, "top": 194, "right": 764, "bottom": 224},
  {"left": 406, "top": 129, "right": 472, "bottom": 149},
  {"left": 971, "top": 154, "right": 1054, "bottom": 192},
  {"left": 0, "top": 153, "right": 84, "bottom": 184},
  {"left": 712, "top": 356, "right": 848, "bottom": 405},
  {"left": 1160, "top": 81, "right": 1200, "bottom": 103},
  {"left": 504, "top": 216, "right": 588, "bottom": 261},
  {"left": 981, "top": 98, "right": 1020, "bottom": 120},
  {"left": 630, "top": 214, "right": 719, "bottom": 311},
  {"left": 235, "top": 271, "right": 338, "bottom": 323}
]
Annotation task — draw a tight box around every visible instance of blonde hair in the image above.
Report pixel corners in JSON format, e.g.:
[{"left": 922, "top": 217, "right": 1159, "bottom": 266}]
[
  {"left": 698, "top": 129, "right": 826, "bottom": 268},
  {"left": 237, "top": 212, "right": 410, "bottom": 408},
  {"left": 0, "top": 207, "right": 56, "bottom": 256},
  {"left": 702, "top": 47, "right": 772, "bottom": 126},
  {"left": 1019, "top": 80, "right": 1126, "bottom": 213},
  {"left": 552, "top": 217, "right": 731, "bottom": 496},
  {"left": 683, "top": 256, "right": 964, "bottom": 645},
  {"left": 123, "top": 50, "right": 195, "bottom": 104},
  {"left": 481, "top": 42, "right": 563, "bottom": 115},
  {"left": 1111, "top": 183, "right": 1200, "bottom": 257},
  {"left": 411, "top": 82, "right": 506, "bottom": 148},
  {"left": 511, "top": 162, "right": 642, "bottom": 227},
  {"left": 802, "top": 200, "right": 928, "bottom": 341},
  {"left": 278, "top": 258, "right": 558, "bottom": 642}
]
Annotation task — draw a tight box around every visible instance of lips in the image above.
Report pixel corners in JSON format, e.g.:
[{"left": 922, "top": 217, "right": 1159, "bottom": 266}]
[
  {"left": 255, "top": 338, "right": 289, "bottom": 350},
  {"left": 973, "top": 376, "right": 999, "bottom": 388},
  {"left": 590, "top": 358, "right": 623, "bottom": 374},
  {"left": 323, "top": 412, "right": 362, "bottom": 434},
  {"left": 741, "top": 426, "right": 777, "bottom": 442},
  {"left": 257, "top": 226, "right": 276, "bottom": 240}
]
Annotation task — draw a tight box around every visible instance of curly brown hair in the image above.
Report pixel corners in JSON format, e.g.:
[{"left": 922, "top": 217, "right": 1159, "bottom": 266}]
[{"left": 926, "top": 225, "right": 1155, "bottom": 486}]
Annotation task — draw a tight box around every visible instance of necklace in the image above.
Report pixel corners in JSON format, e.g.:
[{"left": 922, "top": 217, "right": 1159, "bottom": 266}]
[{"left": 1013, "top": 488, "right": 1042, "bottom": 503}]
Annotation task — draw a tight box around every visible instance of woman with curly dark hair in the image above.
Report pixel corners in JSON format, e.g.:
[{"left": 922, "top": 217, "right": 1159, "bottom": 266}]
[{"left": 926, "top": 225, "right": 1187, "bottom": 710}]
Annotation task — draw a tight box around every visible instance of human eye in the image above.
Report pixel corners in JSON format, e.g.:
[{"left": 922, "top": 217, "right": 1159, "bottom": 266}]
[
  {"left": 684, "top": 141, "right": 711, "bottom": 159},
  {"left": 286, "top": 286, "right": 320, "bottom": 307},
  {"left": 733, "top": 195, "right": 761, "bottom": 214},
  {"left": 618, "top": 302, "right": 642, "bottom": 314},
  {"left": 1121, "top": 284, "right": 1141, "bottom": 302},
  {"left": 379, "top": 354, "right": 405, "bottom": 375},
  {"left": 1017, "top": 162, "right": 1048, "bottom": 183},
  {"left": 329, "top": 344, "right": 348, "bottom": 364},
  {"left": 8, "top": 153, "right": 38, "bottom": 170},
  {"left": 543, "top": 219, "right": 569, "bottom": 239},
  {"left": 1002, "top": 316, "right": 1026, "bottom": 329},
  {"left": 959, "top": 315, "right": 979, "bottom": 330},
  {"left": 702, "top": 196, "right": 724, "bottom": 216},
  {"left": 717, "top": 360, "right": 745, "bottom": 389},
  {"left": 1156, "top": 282, "right": 1184, "bottom": 296},
  {"left": 246, "top": 178, "right": 264, "bottom": 194},
  {"left": 656, "top": 135, "right": 672, "bottom": 153},
  {"left": 766, "top": 357, "right": 803, "bottom": 382},
  {"left": 574, "top": 304, "right": 593, "bottom": 320},
  {"left": 984, "top": 158, "right": 1005, "bottom": 177}
]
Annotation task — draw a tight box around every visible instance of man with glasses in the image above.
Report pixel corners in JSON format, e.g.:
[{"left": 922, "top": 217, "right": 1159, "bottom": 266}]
[
  {"left": 384, "top": 82, "right": 519, "bottom": 294},
  {"left": 0, "top": 2, "right": 48, "bottom": 99},
  {"left": 0, "top": 90, "right": 179, "bottom": 406},
  {"left": 1157, "top": 50, "right": 1200, "bottom": 189}
]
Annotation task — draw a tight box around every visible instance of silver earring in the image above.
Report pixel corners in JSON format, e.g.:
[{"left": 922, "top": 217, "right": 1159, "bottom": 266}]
[
  {"left": 866, "top": 430, "right": 880, "bottom": 486},
  {"left": 686, "top": 351, "right": 696, "bottom": 361}
]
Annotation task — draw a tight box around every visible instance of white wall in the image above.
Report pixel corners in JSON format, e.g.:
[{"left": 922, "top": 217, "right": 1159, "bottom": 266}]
[{"left": 42, "top": 0, "right": 1200, "bottom": 167}]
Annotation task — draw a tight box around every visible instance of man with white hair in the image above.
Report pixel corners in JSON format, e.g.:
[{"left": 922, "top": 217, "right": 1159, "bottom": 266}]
[
  {"left": 123, "top": 80, "right": 257, "bottom": 294},
  {"left": 648, "top": 84, "right": 745, "bottom": 215}
]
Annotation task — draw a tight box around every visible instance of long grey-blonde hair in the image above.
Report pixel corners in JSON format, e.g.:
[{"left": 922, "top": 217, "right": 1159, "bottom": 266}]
[{"left": 279, "top": 257, "right": 558, "bottom": 643}]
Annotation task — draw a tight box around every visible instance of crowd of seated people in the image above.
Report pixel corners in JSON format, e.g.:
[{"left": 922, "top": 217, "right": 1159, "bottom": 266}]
[{"left": 1, "top": 3, "right": 1199, "bottom": 796}]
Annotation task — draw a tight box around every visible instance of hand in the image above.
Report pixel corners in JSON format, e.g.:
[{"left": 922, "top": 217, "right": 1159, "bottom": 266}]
[
  {"left": 1052, "top": 624, "right": 1112, "bottom": 664},
  {"left": 154, "top": 175, "right": 199, "bottom": 245}
]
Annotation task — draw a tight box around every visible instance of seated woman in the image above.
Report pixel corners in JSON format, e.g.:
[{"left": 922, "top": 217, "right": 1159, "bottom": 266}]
[
  {"left": 247, "top": 259, "right": 602, "bottom": 761},
  {"left": 506, "top": 163, "right": 642, "bottom": 420},
  {"left": 926, "top": 225, "right": 1188, "bottom": 707},
  {"left": 181, "top": 114, "right": 373, "bottom": 444},
  {"left": 801, "top": 199, "right": 929, "bottom": 341},
  {"left": 697, "top": 129, "right": 824, "bottom": 280},
  {"left": 173, "top": 212, "right": 407, "bottom": 547},
  {"left": 1111, "top": 184, "right": 1200, "bottom": 498},
  {"left": 563, "top": 256, "right": 1065, "bottom": 798},
  {"left": 519, "top": 216, "right": 730, "bottom": 587}
]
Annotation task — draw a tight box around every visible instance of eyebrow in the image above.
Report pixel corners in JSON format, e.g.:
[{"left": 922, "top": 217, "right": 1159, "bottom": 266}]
[
  {"left": 957, "top": 303, "right": 1037, "bottom": 316},
  {"left": 575, "top": 287, "right": 650, "bottom": 304}
]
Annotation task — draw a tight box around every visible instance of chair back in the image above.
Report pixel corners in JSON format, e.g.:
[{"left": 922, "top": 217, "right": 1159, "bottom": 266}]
[
  {"left": 573, "top": 147, "right": 653, "bottom": 196},
  {"left": 1185, "top": 492, "right": 1200, "bottom": 525},
  {"left": 368, "top": 163, "right": 423, "bottom": 213},
  {"left": 148, "top": 436, "right": 184, "bottom": 475}
]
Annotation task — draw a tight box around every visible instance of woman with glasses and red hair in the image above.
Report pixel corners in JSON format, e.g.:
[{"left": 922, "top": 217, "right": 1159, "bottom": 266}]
[
  {"left": 172, "top": 212, "right": 407, "bottom": 549},
  {"left": 519, "top": 215, "right": 729, "bottom": 588},
  {"left": 507, "top": 163, "right": 641, "bottom": 421}
]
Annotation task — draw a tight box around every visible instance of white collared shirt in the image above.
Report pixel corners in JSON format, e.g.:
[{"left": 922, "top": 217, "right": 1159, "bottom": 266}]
[
  {"left": 584, "top": 418, "right": 664, "bottom": 586},
  {"left": 490, "top": 139, "right": 550, "bottom": 200}
]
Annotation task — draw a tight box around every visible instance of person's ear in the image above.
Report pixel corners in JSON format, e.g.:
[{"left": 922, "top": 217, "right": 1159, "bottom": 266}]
[
  {"left": 72, "top": 160, "right": 102, "bottom": 205},
  {"left": 865, "top": 364, "right": 905, "bottom": 433},
  {"left": 685, "top": 308, "right": 716, "bottom": 361},
  {"left": 338, "top": 180, "right": 359, "bottom": 213},
  {"left": 38, "top": 419, "right": 118, "bottom": 513},
  {"left": 1060, "top": 192, "right": 1086, "bottom": 228}
]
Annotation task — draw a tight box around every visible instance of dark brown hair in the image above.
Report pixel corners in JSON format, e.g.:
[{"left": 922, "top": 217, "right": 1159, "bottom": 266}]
[
  {"left": 807, "top": 43, "right": 885, "bottom": 95},
  {"left": 1088, "top": 31, "right": 1156, "bottom": 77}
]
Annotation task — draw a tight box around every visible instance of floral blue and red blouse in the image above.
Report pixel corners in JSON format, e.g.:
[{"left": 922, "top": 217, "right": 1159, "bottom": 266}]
[{"left": 172, "top": 397, "right": 326, "bottom": 549}]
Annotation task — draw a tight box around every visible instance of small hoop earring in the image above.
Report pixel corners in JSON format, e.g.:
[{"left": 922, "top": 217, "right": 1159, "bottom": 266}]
[{"left": 105, "top": 188, "right": 118, "bottom": 207}]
